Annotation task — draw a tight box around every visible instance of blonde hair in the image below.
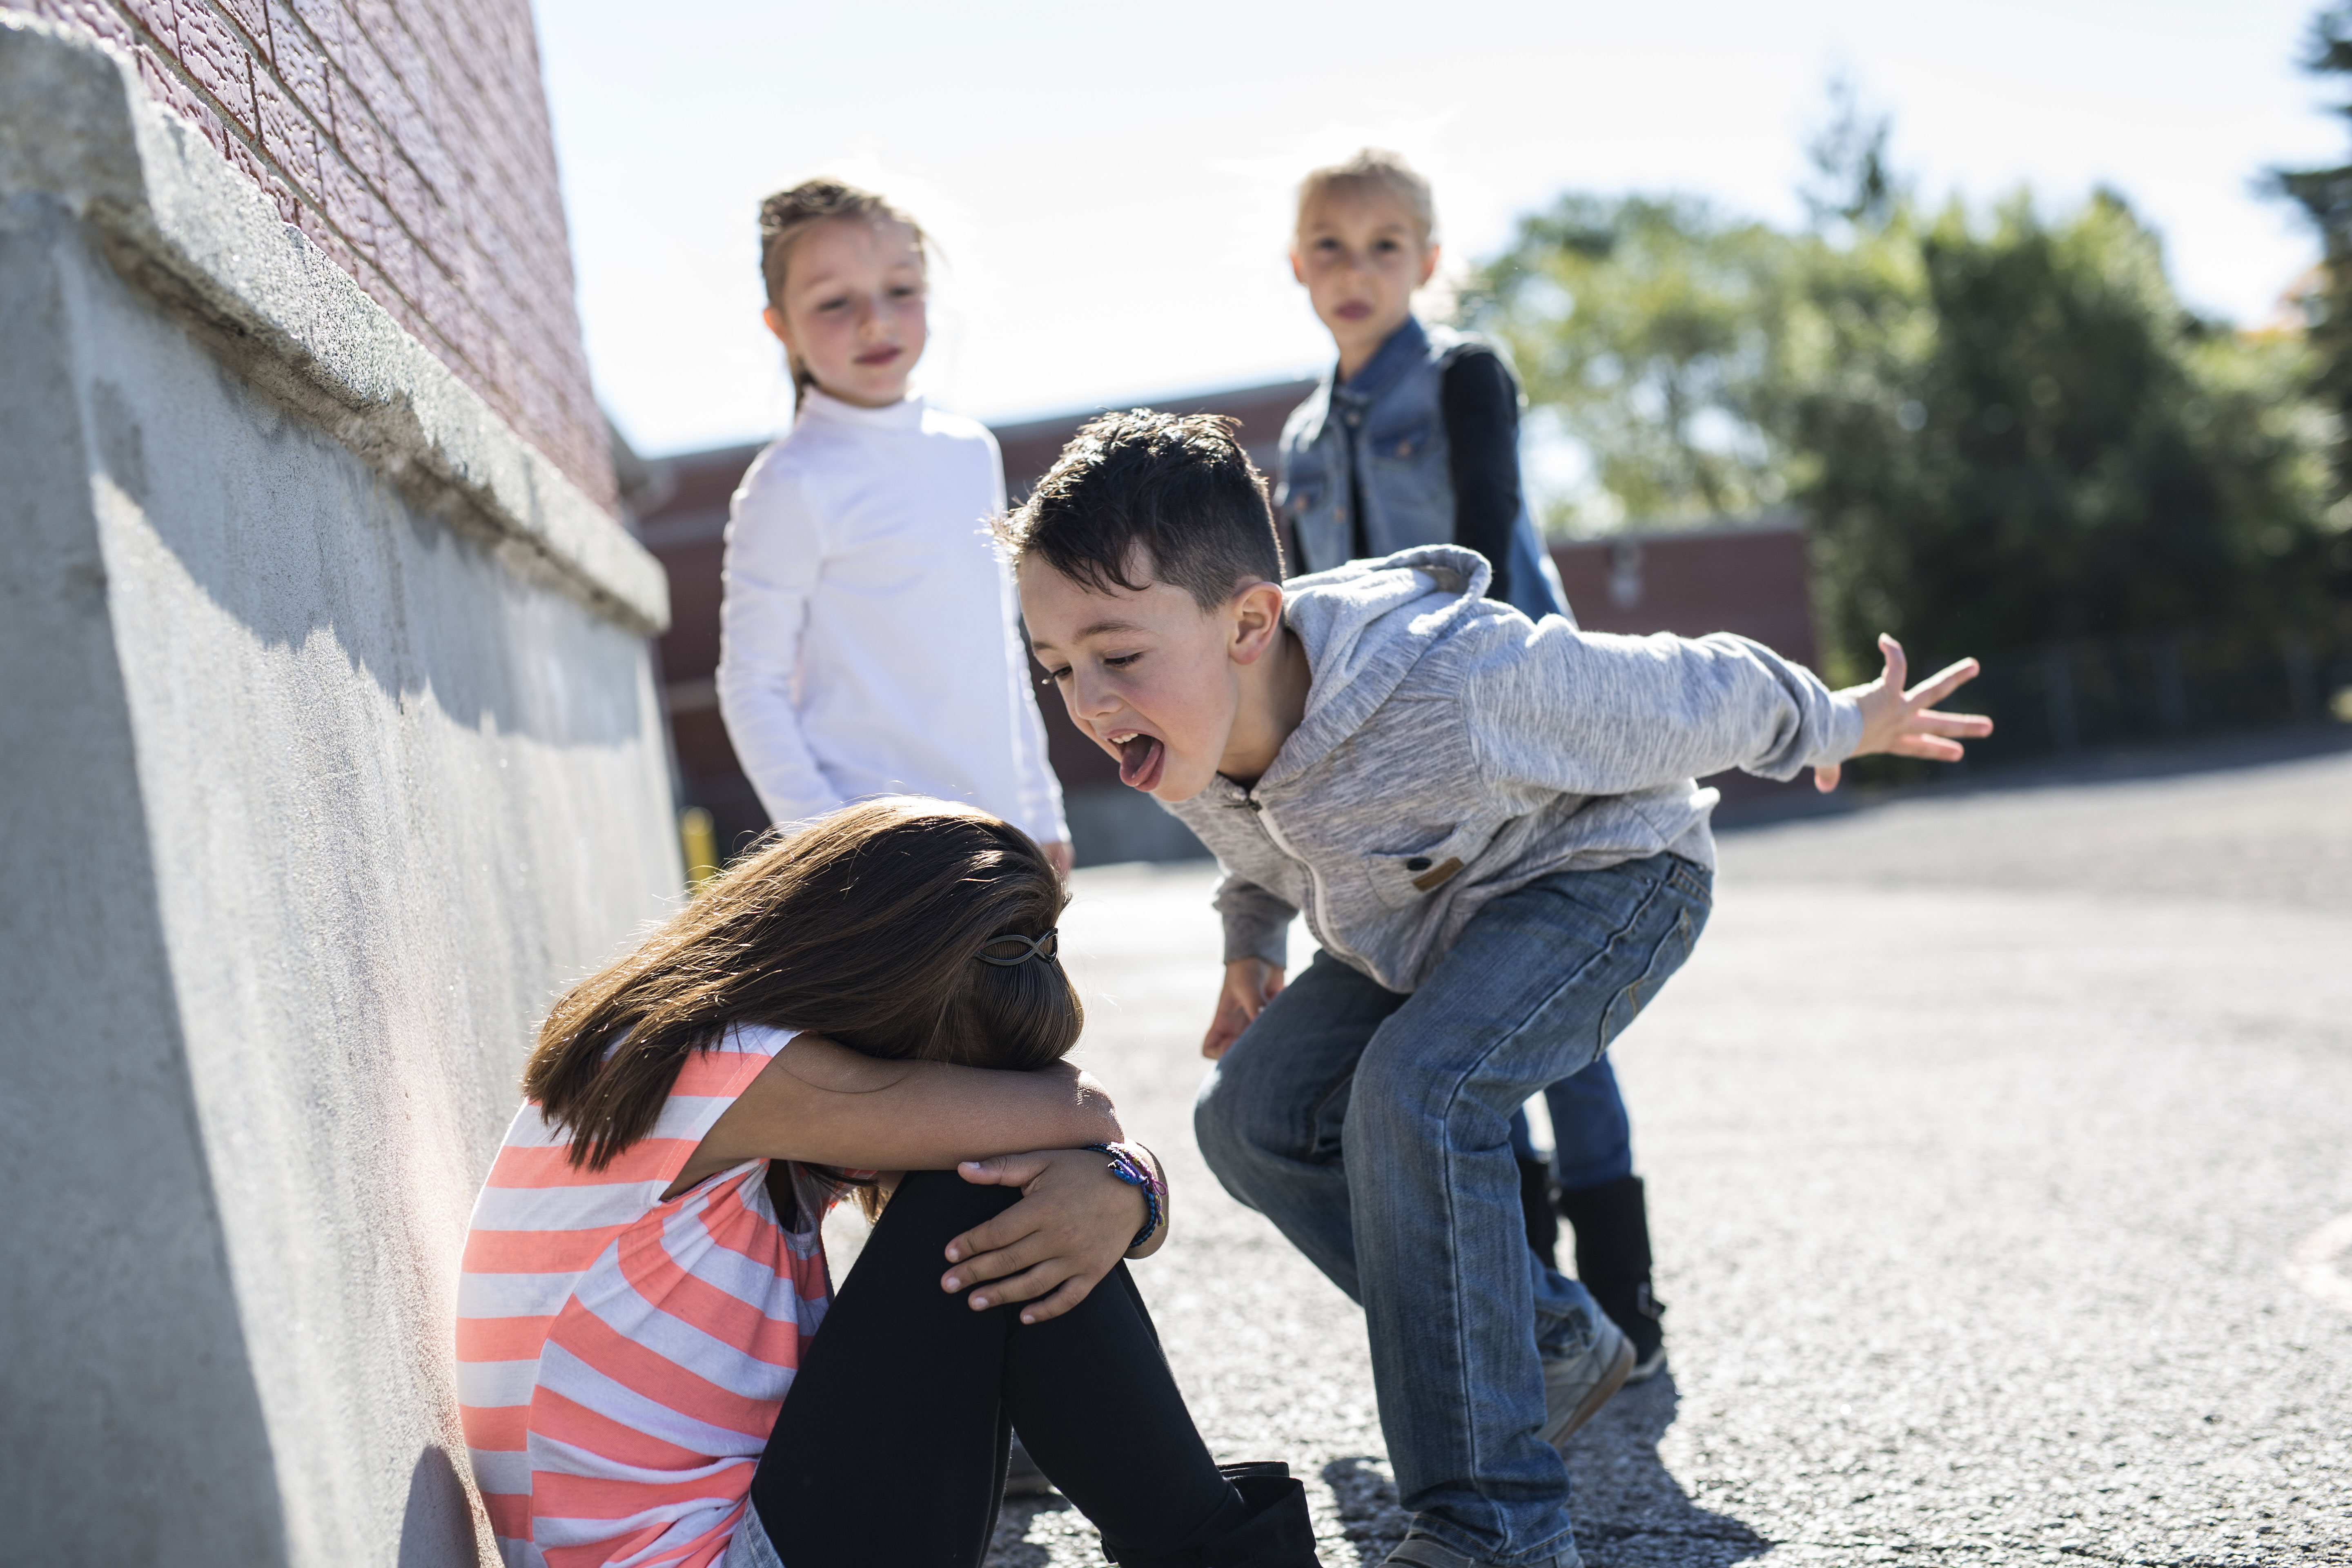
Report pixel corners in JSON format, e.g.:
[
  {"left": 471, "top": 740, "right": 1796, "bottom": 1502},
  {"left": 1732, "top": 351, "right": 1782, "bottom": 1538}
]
[
  {"left": 1295, "top": 149, "right": 1437, "bottom": 245},
  {"left": 756, "top": 179, "right": 928, "bottom": 401}
]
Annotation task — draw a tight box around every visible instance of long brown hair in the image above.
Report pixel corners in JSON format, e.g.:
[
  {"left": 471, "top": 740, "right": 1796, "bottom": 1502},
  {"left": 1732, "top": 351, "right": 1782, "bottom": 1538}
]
[
  {"left": 525, "top": 798, "right": 1080, "bottom": 1172},
  {"left": 756, "top": 178, "right": 928, "bottom": 404}
]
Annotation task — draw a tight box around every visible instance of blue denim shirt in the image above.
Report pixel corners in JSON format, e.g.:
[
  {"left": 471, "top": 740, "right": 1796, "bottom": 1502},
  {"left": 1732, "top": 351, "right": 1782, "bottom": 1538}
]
[{"left": 1274, "top": 316, "right": 1568, "bottom": 622}]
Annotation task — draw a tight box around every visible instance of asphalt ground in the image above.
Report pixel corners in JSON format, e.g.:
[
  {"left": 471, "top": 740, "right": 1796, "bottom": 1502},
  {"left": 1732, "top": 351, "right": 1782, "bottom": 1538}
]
[{"left": 839, "top": 731, "right": 2352, "bottom": 1567}]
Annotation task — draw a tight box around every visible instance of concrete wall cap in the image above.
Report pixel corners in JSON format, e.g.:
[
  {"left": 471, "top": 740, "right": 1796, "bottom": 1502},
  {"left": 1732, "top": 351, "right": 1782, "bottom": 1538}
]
[{"left": 0, "top": 15, "right": 668, "bottom": 634}]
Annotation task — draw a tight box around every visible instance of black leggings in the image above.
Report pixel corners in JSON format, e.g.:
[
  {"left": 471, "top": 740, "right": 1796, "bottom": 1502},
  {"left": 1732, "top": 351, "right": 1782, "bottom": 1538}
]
[{"left": 751, "top": 1168, "right": 1249, "bottom": 1567}]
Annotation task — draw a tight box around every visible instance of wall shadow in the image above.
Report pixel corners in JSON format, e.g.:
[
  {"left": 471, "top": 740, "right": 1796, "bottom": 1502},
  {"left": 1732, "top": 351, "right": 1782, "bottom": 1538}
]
[
  {"left": 75, "top": 235, "right": 647, "bottom": 751},
  {"left": 1322, "top": 1373, "right": 1767, "bottom": 1568},
  {"left": 396, "top": 1445, "right": 482, "bottom": 1568}
]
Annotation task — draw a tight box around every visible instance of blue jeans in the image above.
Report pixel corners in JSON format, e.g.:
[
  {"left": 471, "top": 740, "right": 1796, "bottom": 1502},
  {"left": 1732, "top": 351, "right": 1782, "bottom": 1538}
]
[{"left": 1195, "top": 855, "right": 1711, "bottom": 1566}]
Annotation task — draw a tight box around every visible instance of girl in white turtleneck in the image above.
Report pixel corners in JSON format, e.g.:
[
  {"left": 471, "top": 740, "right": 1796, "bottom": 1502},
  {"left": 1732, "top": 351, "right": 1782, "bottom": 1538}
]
[{"left": 717, "top": 180, "right": 1071, "bottom": 874}]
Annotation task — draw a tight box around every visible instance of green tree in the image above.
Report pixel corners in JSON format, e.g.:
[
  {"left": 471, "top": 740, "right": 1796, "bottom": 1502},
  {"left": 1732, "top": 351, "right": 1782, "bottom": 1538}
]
[
  {"left": 1785, "top": 193, "right": 2330, "bottom": 673},
  {"left": 2271, "top": 3, "right": 2352, "bottom": 598},
  {"left": 1467, "top": 196, "right": 1796, "bottom": 528},
  {"left": 1467, "top": 125, "right": 2332, "bottom": 681}
]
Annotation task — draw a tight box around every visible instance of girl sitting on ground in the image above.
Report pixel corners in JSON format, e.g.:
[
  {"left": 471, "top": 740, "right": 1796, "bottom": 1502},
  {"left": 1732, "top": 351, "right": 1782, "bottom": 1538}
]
[{"left": 456, "top": 799, "right": 1319, "bottom": 1568}]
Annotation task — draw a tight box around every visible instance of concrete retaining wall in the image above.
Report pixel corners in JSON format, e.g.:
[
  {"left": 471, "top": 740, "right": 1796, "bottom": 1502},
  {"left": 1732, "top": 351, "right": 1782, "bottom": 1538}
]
[{"left": 0, "top": 19, "right": 679, "bottom": 1564}]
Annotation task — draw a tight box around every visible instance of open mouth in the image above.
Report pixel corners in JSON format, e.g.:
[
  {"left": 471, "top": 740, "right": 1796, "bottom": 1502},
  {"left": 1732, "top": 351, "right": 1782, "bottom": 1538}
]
[
  {"left": 1335, "top": 301, "right": 1372, "bottom": 321},
  {"left": 1106, "top": 730, "right": 1166, "bottom": 792}
]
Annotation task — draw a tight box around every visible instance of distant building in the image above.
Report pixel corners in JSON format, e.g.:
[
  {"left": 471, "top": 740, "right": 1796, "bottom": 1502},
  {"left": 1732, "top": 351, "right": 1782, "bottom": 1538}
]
[{"left": 635, "top": 388, "right": 1826, "bottom": 866}]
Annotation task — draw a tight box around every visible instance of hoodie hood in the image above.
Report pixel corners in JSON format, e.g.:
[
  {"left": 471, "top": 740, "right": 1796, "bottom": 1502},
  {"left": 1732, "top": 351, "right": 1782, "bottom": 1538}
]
[{"left": 1265, "top": 545, "right": 1502, "bottom": 788}]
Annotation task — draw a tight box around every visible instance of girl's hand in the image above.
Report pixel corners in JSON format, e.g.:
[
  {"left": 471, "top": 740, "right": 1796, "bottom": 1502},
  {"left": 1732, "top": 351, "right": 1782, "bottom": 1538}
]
[
  {"left": 1813, "top": 634, "right": 1993, "bottom": 793},
  {"left": 1203, "top": 959, "right": 1284, "bottom": 1059},
  {"left": 939, "top": 1148, "right": 1151, "bottom": 1324}
]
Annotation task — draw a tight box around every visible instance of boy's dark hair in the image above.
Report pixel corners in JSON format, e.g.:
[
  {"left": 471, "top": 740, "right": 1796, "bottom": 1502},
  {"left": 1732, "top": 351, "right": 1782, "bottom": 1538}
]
[{"left": 994, "top": 410, "right": 1285, "bottom": 610}]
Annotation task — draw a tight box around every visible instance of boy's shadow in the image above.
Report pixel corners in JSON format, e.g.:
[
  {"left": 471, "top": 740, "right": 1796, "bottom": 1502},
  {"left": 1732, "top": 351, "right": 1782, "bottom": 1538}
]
[{"left": 1323, "top": 1373, "right": 1768, "bottom": 1567}]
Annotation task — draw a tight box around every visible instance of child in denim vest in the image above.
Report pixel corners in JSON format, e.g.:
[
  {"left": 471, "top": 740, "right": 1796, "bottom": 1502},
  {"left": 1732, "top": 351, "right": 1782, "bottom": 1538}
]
[
  {"left": 1002, "top": 411, "right": 1987, "bottom": 1568},
  {"left": 1277, "top": 150, "right": 1658, "bottom": 1375}
]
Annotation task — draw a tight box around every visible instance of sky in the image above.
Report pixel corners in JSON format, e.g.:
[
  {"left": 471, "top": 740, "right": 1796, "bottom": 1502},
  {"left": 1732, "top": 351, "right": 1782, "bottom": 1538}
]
[{"left": 535, "top": 0, "right": 2344, "bottom": 461}]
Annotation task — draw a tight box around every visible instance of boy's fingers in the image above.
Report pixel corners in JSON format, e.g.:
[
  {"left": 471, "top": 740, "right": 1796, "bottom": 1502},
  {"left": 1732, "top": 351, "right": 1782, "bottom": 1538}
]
[
  {"left": 1911, "top": 709, "right": 1993, "bottom": 737},
  {"left": 1813, "top": 761, "right": 1842, "bottom": 792},
  {"left": 1891, "top": 735, "right": 1966, "bottom": 761},
  {"left": 1879, "top": 633, "right": 1907, "bottom": 689},
  {"left": 1905, "top": 657, "right": 1982, "bottom": 707}
]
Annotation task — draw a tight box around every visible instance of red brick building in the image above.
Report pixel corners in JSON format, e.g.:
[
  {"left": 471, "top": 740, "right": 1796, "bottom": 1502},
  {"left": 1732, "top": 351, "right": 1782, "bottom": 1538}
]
[
  {"left": 636, "top": 382, "right": 1826, "bottom": 862},
  {"left": 7, "top": 0, "right": 616, "bottom": 510}
]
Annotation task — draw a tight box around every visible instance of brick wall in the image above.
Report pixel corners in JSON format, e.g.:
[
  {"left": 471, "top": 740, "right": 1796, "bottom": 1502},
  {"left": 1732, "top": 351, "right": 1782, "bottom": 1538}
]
[{"left": 9, "top": 0, "right": 617, "bottom": 512}]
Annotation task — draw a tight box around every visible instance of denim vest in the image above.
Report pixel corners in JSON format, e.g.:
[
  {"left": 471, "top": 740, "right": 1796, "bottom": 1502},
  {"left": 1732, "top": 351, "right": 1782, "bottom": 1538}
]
[{"left": 1275, "top": 316, "right": 1568, "bottom": 623}]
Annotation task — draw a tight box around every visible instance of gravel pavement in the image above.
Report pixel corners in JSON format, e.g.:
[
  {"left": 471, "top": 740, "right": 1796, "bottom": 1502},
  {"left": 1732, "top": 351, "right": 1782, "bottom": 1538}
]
[{"left": 881, "top": 734, "right": 2352, "bottom": 1567}]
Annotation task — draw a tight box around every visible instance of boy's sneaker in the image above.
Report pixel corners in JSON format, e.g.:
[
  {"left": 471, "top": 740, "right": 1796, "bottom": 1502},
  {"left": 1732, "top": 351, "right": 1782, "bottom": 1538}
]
[{"left": 1539, "top": 1312, "right": 1635, "bottom": 1454}]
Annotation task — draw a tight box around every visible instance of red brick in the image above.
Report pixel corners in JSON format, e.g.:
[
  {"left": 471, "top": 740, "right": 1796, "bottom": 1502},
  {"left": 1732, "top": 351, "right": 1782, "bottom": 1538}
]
[
  {"left": 381, "top": 144, "right": 422, "bottom": 229},
  {"left": 284, "top": 0, "right": 341, "bottom": 67},
  {"left": 252, "top": 70, "right": 320, "bottom": 202},
  {"left": 136, "top": 47, "right": 227, "bottom": 157},
  {"left": 122, "top": 0, "right": 174, "bottom": 52},
  {"left": 400, "top": 112, "right": 456, "bottom": 207},
  {"left": 225, "top": 133, "right": 296, "bottom": 222},
  {"left": 332, "top": 8, "right": 401, "bottom": 134},
  {"left": 316, "top": 140, "right": 374, "bottom": 259},
  {"left": 172, "top": 3, "right": 256, "bottom": 136},
  {"left": 214, "top": 0, "right": 263, "bottom": 45},
  {"left": 47, "top": 0, "right": 137, "bottom": 51},
  {"left": 324, "top": 65, "right": 383, "bottom": 183},
  {"left": 292, "top": 187, "right": 356, "bottom": 276},
  {"left": 373, "top": 205, "right": 421, "bottom": 304},
  {"left": 262, "top": 0, "right": 331, "bottom": 121}
]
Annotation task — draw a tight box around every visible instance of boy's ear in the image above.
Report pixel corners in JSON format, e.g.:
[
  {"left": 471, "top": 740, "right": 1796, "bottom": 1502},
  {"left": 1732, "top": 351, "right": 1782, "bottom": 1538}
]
[
  {"left": 762, "top": 305, "right": 791, "bottom": 347},
  {"left": 1289, "top": 247, "right": 1305, "bottom": 286},
  {"left": 1417, "top": 242, "right": 1441, "bottom": 289},
  {"left": 1228, "top": 580, "right": 1286, "bottom": 665}
]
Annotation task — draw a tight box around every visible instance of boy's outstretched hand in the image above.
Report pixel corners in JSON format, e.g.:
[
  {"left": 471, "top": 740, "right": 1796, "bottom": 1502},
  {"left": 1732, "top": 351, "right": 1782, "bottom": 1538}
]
[{"left": 1815, "top": 633, "right": 1993, "bottom": 792}]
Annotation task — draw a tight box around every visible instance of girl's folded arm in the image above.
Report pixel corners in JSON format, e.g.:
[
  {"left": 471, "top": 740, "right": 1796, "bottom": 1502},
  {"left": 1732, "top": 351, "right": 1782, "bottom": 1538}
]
[{"left": 682, "top": 1035, "right": 1122, "bottom": 1183}]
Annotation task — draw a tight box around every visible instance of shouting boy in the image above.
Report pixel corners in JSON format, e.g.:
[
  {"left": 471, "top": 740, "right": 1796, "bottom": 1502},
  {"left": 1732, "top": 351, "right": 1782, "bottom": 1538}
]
[{"left": 998, "top": 411, "right": 1988, "bottom": 1568}]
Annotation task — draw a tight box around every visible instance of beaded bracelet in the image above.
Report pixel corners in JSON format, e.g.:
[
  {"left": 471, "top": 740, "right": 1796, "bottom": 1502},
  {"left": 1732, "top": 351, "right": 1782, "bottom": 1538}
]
[{"left": 1085, "top": 1141, "right": 1166, "bottom": 1253}]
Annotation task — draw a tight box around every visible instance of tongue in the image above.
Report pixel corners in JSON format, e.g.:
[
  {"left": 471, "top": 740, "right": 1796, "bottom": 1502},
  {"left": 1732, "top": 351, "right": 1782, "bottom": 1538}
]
[{"left": 1117, "top": 735, "right": 1163, "bottom": 789}]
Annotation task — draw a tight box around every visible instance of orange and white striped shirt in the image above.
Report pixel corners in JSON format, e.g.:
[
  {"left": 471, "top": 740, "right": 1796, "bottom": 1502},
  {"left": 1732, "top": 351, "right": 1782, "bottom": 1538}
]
[{"left": 457, "top": 1024, "right": 839, "bottom": 1568}]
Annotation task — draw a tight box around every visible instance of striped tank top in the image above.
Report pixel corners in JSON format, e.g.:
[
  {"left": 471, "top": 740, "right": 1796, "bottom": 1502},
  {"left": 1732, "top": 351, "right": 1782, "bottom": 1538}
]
[{"left": 456, "top": 1024, "right": 840, "bottom": 1568}]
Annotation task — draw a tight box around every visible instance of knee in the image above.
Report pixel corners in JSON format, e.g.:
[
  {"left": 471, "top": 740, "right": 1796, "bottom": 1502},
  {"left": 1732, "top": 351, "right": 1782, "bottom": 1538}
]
[
  {"left": 1349, "top": 1046, "right": 1508, "bottom": 1155},
  {"left": 1192, "top": 1060, "right": 1253, "bottom": 1176},
  {"left": 1192, "top": 1050, "right": 1297, "bottom": 1194},
  {"left": 874, "top": 1168, "right": 1018, "bottom": 1243}
]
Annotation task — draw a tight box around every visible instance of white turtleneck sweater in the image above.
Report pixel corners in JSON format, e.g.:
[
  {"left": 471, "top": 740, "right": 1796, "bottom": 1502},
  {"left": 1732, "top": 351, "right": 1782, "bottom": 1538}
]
[{"left": 715, "top": 388, "right": 1067, "bottom": 845}]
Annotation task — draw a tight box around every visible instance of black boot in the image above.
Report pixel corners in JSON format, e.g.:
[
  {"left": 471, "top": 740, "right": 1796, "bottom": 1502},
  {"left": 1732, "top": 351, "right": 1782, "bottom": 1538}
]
[
  {"left": 1099, "top": 1462, "right": 1322, "bottom": 1566},
  {"left": 1517, "top": 1155, "right": 1559, "bottom": 1270},
  {"left": 1557, "top": 1174, "right": 1666, "bottom": 1380}
]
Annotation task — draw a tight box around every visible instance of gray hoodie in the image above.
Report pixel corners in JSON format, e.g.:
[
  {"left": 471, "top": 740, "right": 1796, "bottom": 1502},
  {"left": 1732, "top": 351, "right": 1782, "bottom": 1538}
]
[{"left": 1164, "top": 546, "right": 1864, "bottom": 993}]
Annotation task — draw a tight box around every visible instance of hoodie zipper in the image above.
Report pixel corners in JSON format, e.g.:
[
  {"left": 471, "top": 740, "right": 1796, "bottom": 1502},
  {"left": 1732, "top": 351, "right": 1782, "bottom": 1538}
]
[{"left": 1244, "top": 790, "right": 1366, "bottom": 971}]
